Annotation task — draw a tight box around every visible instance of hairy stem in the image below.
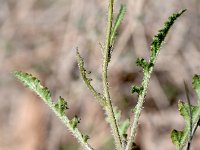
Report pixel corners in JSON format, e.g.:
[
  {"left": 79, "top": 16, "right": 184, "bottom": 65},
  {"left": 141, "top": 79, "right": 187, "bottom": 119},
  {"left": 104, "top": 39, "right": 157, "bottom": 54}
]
[
  {"left": 102, "top": 0, "right": 122, "bottom": 149},
  {"left": 125, "top": 69, "right": 152, "bottom": 150},
  {"left": 53, "top": 106, "right": 94, "bottom": 150},
  {"left": 14, "top": 71, "right": 94, "bottom": 150},
  {"left": 76, "top": 49, "right": 107, "bottom": 107},
  {"left": 126, "top": 10, "right": 186, "bottom": 150}
]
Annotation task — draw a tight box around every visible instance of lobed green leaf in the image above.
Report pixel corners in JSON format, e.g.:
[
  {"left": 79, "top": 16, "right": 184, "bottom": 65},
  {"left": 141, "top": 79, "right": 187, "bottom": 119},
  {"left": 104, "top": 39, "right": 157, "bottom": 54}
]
[
  {"left": 136, "top": 58, "right": 149, "bottom": 71},
  {"left": 55, "top": 96, "right": 68, "bottom": 116},
  {"left": 131, "top": 85, "right": 144, "bottom": 95},
  {"left": 171, "top": 74, "right": 200, "bottom": 150},
  {"left": 150, "top": 9, "right": 186, "bottom": 63},
  {"left": 14, "top": 71, "right": 93, "bottom": 150},
  {"left": 70, "top": 115, "right": 81, "bottom": 129}
]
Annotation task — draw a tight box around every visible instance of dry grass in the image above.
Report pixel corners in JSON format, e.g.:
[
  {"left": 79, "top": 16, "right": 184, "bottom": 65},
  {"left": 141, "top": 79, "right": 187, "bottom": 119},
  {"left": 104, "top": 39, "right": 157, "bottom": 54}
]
[{"left": 0, "top": 0, "right": 200, "bottom": 149}]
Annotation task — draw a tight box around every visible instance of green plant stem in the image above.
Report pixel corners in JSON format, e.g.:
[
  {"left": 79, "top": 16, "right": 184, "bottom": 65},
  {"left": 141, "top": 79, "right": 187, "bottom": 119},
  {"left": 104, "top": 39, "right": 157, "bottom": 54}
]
[
  {"left": 126, "top": 10, "right": 186, "bottom": 150},
  {"left": 125, "top": 70, "right": 152, "bottom": 150},
  {"left": 102, "top": 0, "right": 122, "bottom": 149},
  {"left": 76, "top": 50, "right": 107, "bottom": 107},
  {"left": 14, "top": 71, "right": 94, "bottom": 150},
  {"left": 53, "top": 107, "right": 94, "bottom": 150}
]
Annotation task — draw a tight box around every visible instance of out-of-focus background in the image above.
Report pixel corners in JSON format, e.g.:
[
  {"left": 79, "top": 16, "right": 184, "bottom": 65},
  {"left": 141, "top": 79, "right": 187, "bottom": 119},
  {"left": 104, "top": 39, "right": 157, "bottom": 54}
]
[{"left": 0, "top": 0, "right": 199, "bottom": 150}]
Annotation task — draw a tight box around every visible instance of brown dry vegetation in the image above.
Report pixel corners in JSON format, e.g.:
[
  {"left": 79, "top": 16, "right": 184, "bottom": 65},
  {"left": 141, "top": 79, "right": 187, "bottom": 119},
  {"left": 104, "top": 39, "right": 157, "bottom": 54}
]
[{"left": 0, "top": 0, "right": 200, "bottom": 150}]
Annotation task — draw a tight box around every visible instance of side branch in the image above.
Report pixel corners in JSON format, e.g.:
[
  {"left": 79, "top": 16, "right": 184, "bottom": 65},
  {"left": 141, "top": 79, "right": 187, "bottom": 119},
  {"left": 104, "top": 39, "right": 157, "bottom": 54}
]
[
  {"left": 76, "top": 49, "right": 107, "bottom": 107},
  {"left": 126, "top": 9, "right": 186, "bottom": 150},
  {"left": 14, "top": 71, "right": 94, "bottom": 150}
]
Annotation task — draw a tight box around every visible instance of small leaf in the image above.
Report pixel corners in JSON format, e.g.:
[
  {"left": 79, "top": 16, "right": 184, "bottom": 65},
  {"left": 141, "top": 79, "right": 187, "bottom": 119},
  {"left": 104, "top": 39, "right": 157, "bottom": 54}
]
[
  {"left": 131, "top": 85, "right": 143, "bottom": 94},
  {"left": 76, "top": 50, "right": 91, "bottom": 83},
  {"left": 55, "top": 96, "right": 68, "bottom": 116},
  {"left": 136, "top": 58, "right": 149, "bottom": 70},
  {"left": 82, "top": 134, "right": 90, "bottom": 142},
  {"left": 70, "top": 115, "right": 81, "bottom": 129},
  {"left": 171, "top": 130, "right": 184, "bottom": 147},
  {"left": 76, "top": 49, "right": 95, "bottom": 86},
  {"left": 110, "top": 4, "right": 126, "bottom": 47}
]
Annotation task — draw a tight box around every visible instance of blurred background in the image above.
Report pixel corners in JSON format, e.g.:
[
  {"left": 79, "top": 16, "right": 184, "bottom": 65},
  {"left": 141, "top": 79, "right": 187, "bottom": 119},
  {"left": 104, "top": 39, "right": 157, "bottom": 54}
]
[{"left": 0, "top": 0, "right": 200, "bottom": 150}]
